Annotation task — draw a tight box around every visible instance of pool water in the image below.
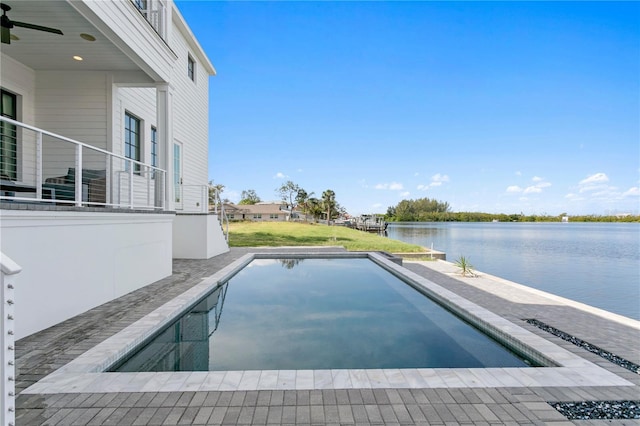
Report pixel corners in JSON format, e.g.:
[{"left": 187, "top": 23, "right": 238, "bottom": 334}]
[{"left": 111, "top": 258, "right": 533, "bottom": 372}]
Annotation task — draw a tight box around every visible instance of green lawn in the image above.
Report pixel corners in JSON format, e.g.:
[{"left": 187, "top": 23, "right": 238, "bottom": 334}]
[{"left": 228, "top": 221, "right": 426, "bottom": 253}]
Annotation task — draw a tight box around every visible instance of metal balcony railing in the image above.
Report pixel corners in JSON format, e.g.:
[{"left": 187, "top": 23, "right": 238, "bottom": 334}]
[
  {"left": 0, "top": 117, "right": 166, "bottom": 210},
  {"left": 131, "top": 0, "right": 167, "bottom": 39}
]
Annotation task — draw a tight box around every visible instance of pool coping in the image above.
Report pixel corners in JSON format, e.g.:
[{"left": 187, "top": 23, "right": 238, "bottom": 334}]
[{"left": 22, "top": 252, "right": 634, "bottom": 394}]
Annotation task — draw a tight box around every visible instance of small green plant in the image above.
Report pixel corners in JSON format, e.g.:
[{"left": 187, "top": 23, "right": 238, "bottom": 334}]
[{"left": 454, "top": 255, "right": 477, "bottom": 277}]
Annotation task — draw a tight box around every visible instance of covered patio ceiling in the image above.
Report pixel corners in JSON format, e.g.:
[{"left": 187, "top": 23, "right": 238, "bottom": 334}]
[{"left": 1, "top": 0, "right": 143, "bottom": 72}]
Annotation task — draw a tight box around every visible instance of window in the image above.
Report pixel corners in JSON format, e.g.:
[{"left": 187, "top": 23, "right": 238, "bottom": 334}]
[
  {"left": 0, "top": 89, "right": 17, "bottom": 180},
  {"left": 133, "top": 0, "right": 147, "bottom": 10},
  {"left": 124, "top": 112, "right": 141, "bottom": 172},
  {"left": 150, "top": 126, "right": 157, "bottom": 177},
  {"left": 270, "top": 214, "right": 279, "bottom": 219},
  {"left": 187, "top": 55, "right": 195, "bottom": 81},
  {"left": 253, "top": 214, "right": 262, "bottom": 219}
]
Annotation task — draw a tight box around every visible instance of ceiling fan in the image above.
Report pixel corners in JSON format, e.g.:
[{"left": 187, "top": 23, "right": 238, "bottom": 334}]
[{"left": 1, "top": 2, "right": 63, "bottom": 44}]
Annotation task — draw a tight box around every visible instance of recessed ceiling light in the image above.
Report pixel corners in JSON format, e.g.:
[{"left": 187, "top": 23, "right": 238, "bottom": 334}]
[
  {"left": 80, "top": 33, "right": 96, "bottom": 42},
  {"left": 73, "top": 55, "right": 83, "bottom": 61}
]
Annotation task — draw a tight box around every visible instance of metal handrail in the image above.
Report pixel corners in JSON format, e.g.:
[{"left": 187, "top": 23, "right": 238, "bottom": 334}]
[
  {"left": 211, "top": 188, "right": 229, "bottom": 242},
  {"left": 0, "top": 252, "right": 20, "bottom": 426},
  {"left": 0, "top": 116, "right": 166, "bottom": 209}
]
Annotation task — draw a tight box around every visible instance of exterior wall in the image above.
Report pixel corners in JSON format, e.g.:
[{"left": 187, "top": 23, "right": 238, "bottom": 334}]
[
  {"left": 0, "top": 210, "right": 174, "bottom": 339},
  {"left": 170, "top": 18, "right": 210, "bottom": 213},
  {"left": 0, "top": 54, "right": 36, "bottom": 183},
  {"left": 248, "top": 213, "right": 287, "bottom": 222},
  {"left": 35, "top": 71, "right": 110, "bottom": 179},
  {"left": 35, "top": 71, "right": 109, "bottom": 150},
  {"left": 173, "top": 214, "right": 229, "bottom": 259},
  {"left": 113, "top": 87, "right": 157, "bottom": 161},
  {"left": 0, "top": 54, "right": 36, "bottom": 124},
  {"left": 224, "top": 204, "right": 291, "bottom": 222},
  {"left": 112, "top": 87, "right": 161, "bottom": 207}
]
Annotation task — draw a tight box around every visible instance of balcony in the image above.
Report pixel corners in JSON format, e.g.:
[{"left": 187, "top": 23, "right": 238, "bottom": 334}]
[
  {"left": 0, "top": 117, "right": 166, "bottom": 210},
  {"left": 131, "top": 0, "right": 167, "bottom": 40}
]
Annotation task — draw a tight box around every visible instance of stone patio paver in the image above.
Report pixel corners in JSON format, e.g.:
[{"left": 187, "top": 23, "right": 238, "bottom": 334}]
[{"left": 14, "top": 247, "right": 640, "bottom": 425}]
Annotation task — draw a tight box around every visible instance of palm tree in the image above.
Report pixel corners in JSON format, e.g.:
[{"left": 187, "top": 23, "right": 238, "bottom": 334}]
[
  {"left": 322, "top": 189, "right": 336, "bottom": 225},
  {"left": 208, "top": 180, "right": 225, "bottom": 207},
  {"left": 295, "top": 189, "right": 314, "bottom": 222},
  {"left": 307, "top": 197, "right": 323, "bottom": 222}
]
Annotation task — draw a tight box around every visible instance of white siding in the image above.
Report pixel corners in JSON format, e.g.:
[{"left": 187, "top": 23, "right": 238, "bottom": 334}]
[
  {"left": 110, "top": 87, "right": 161, "bottom": 207},
  {"left": 170, "top": 22, "right": 210, "bottom": 212},
  {"left": 34, "top": 71, "right": 110, "bottom": 179},
  {"left": 0, "top": 55, "right": 36, "bottom": 183},
  {"left": 35, "top": 71, "right": 109, "bottom": 148},
  {"left": 115, "top": 87, "right": 157, "bottom": 161}
]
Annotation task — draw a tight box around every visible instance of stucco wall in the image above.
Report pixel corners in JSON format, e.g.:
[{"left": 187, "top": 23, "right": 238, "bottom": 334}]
[
  {"left": 0, "top": 210, "right": 174, "bottom": 339},
  {"left": 173, "top": 214, "right": 229, "bottom": 259}
]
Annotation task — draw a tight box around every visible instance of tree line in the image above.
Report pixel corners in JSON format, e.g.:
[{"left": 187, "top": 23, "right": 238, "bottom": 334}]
[{"left": 385, "top": 197, "right": 639, "bottom": 223}]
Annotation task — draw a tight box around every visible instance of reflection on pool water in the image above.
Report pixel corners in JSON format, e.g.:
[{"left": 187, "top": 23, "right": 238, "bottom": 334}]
[{"left": 111, "top": 258, "right": 534, "bottom": 372}]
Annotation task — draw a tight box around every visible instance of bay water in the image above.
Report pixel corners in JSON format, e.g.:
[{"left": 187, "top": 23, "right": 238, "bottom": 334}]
[{"left": 387, "top": 222, "right": 640, "bottom": 320}]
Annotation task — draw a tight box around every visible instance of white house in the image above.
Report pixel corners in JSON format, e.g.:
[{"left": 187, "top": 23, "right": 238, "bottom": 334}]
[{"left": 0, "top": 0, "right": 229, "bottom": 340}]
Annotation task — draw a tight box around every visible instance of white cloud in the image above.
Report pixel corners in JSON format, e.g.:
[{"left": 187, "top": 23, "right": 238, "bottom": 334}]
[
  {"left": 579, "top": 173, "right": 609, "bottom": 185},
  {"left": 515, "top": 171, "right": 522, "bottom": 176},
  {"left": 400, "top": 191, "right": 411, "bottom": 197},
  {"left": 431, "top": 173, "right": 450, "bottom": 183},
  {"left": 577, "top": 175, "right": 612, "bottom": 193},
  {"left": 417, "top": 173, "right": 450, "bottom": 191},
  {"left": 507, "top": 178, "right": 551, "bottom": 195},
  {"left": 375, "top": 182, "right": 404, "bottom": 190},
  {"left": 273, "top": 172, "right": 288, "bottom": 179},
  {"left": 570, "top": 174, "right": 626, "bottom": 203}
]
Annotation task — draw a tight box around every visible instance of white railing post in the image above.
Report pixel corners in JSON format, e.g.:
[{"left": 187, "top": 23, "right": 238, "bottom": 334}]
[
  {"left": 163, "top": 170, "right": 168, "bottom": 210},
  {"left": 1, "top": 253, "right": 21, "bottom": 426},
  {"left": 128, "top": 161, "right": 134, "bottom": 209},
  {"left": 106, "top": 156, "right": 112, "bottom": 206},
  {"left": 35, "top": 131, "right": 43, "bottom": 200},
  {"left": 146, "top": 167, "right": 152, "bottom": 208},
  {"left": 75, "top": 145, "right": 83, "bottom": 207}
]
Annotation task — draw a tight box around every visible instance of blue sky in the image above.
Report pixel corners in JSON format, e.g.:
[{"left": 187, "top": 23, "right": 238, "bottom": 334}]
[{"left": 176, "top": 1, "right": 639, "bottom": 216}]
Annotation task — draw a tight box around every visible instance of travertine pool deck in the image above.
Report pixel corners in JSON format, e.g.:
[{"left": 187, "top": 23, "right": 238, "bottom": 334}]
[{"left": 15, "top": 247, "right": 640, "bottom": 425}]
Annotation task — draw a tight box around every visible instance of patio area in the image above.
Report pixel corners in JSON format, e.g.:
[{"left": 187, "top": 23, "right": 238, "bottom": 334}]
[{"left": 15, "top": 247, "right": 640, "bottom": 425}]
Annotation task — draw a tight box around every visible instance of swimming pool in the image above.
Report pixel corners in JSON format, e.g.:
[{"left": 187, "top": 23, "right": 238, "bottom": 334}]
[
  {"left": 24, "top": 251, "right": 632, "bottom": 394},
  {"left": 110, "top": 257, "right": 534, "bottom": 372}
]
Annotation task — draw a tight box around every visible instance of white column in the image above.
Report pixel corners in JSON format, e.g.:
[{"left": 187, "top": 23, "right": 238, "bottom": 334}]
[{"left": 156, "top": 83, "right": 173, "bottom": 210}]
